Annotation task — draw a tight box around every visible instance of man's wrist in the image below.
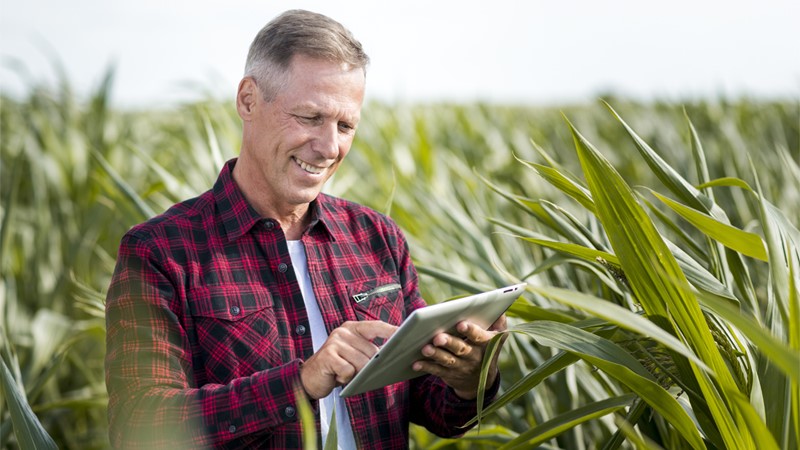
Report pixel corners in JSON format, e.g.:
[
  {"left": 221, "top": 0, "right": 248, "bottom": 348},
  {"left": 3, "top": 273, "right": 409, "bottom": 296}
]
[{"left": 452, "top": 367, "right": 499, "bottom": 401}]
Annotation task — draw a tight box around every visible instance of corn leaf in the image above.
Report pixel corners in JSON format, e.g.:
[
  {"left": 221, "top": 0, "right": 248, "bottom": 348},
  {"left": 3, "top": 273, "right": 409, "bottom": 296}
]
[
  {"left": 518, "top": 158, "right": 596, "bottom": 213},
  {"left": 511, "top": 320, "right": 707, "bottom": 449},
  {"left": 0, "top": 358, "right": 58, "bottom": 450},
  {"left": 531, "top": 285, "right": 713, "bottom": 375},
  {"left": 603, "top": 101, "right": 727, "bottom": 221},
  {"left": 498, "top": 393, "right": 637, "bottom": 450},
  {"left": 462, "top": 349, "right": 581, "bottom": 427},
  {"left": 294, "top": 383, "right": 318, "bottom": 450},
  {"left": 652, "top": 191, "right": 768, "bottom": 261},
  {"left": 568, "top": 118, "right": 751, "bottom": 449}
]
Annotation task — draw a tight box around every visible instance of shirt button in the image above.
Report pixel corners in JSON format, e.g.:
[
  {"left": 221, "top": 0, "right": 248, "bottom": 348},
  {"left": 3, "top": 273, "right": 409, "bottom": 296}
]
[
  {"left": 295, "top": 324, "right": 306, "bottom": 336},
  {"left": 284, "top": 406, "right": 296, "bottom": 418},
  {"left": 263, "top": 220, "right": 275, "bottom": 230},
  {"left": 278, "top": 263, "right": 288, "bottom": 273},
  {"left": 230, "top": 305, "right": 241, "bottom": 316},
  {"left": 228, "top": 425, "right": 236, "bottom": 433}
]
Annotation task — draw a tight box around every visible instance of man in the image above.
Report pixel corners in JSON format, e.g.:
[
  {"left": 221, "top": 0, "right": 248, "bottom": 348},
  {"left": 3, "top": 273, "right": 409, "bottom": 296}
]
[{"left": 105, "top": 9, "right": 505, "bottom": 449}]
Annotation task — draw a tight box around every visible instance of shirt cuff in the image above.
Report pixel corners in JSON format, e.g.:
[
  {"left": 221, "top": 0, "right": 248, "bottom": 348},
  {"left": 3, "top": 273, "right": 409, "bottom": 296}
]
[{"left": 253, "top": 358, "right": 315, "bottom": 426}]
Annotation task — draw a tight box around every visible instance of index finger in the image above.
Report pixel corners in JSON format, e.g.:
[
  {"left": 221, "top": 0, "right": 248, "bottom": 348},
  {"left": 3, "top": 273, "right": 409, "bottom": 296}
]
[{"left": 346, "top": 320, "right": 398, "bottom": 341}]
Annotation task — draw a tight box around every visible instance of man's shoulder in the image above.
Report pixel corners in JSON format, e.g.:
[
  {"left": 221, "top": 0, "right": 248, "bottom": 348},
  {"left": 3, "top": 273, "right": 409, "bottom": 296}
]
[{"left": 124, "top": 189, "right": 215, "bottom": 244}]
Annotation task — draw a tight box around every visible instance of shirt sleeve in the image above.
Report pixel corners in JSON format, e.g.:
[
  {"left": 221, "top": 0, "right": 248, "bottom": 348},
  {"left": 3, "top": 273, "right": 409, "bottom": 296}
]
[
  {"left": 409, "top": 372, "right": 501, "bottom": 437},
  {"left": 105, "top": 231, "right": 308, "bottom": 449}
]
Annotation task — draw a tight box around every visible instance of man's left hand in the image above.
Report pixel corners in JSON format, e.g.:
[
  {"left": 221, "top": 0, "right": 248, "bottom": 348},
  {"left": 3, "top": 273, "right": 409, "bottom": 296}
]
[{"left": 411, "top": 314, "right": 507, "bottom": 400}]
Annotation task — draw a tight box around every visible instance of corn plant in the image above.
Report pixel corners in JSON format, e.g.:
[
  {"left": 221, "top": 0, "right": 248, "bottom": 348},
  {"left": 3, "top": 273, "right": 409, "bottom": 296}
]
[
  {"left": 2, "top": 61, "right": 798, "bottom": 449},
  {"left": 429, "top": 103, "right": 799, "bottom": 449}
]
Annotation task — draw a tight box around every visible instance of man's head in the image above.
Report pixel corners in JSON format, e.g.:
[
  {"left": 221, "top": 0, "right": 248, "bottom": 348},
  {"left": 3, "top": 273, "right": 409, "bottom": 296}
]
[
  {"left": 244, "top": 9, "right": 370, "bottom": 101},
  {"left": 234, "top": 10, "right": 368, "bottom": 229}
]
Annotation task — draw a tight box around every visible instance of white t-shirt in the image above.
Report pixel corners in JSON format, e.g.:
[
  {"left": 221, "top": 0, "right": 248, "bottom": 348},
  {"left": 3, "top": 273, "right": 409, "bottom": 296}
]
[{"left": 287, "top": 240, "right": 356, "bottom": 450}]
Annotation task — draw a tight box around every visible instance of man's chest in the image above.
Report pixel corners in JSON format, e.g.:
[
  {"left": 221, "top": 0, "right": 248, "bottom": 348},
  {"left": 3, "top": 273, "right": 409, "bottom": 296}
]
[{"left": 174, "top": 236, "right": 409, "bottom": 385}]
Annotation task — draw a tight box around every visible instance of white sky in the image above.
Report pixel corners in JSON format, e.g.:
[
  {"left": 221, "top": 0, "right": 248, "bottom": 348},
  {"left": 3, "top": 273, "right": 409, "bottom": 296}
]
[{"left": 1, "top": 0, "right": 799, "bottom": 107}]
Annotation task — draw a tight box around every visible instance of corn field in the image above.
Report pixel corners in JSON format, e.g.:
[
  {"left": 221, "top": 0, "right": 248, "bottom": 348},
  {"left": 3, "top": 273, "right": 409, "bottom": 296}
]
[{"left": 1, "top": 68, "right": 798, "bottom": 449}]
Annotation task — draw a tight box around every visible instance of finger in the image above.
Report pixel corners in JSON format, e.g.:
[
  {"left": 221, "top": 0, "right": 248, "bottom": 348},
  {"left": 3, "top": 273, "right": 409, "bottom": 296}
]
[
  {"left": 412, "top": 357, "right": 473, "bottom": 379},
  {"left": 488, "top": 314, "right": 507, "bottom": 332},
  {"left": 344, "top": 320, "right": 398, "bottom": 341},
  {"left": 328, "top": 354, "right": 358, "bottom": 385},
  {"left": 430, "top": 333, "right": 473, "bottom": 357},
  {"left": 455, "top": 320, "right": 495, "bottom": 345},
  {"left": 327, "top": 326, "right": 381, "bottom": 360},
  {"left": 420, "top": 344, "right": 473, "bottom": 367}
]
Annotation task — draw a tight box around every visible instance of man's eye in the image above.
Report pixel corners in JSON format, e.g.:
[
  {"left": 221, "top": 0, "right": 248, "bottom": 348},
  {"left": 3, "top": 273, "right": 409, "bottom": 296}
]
[
  {"left": 338, "top": 122, "right": 355, "bottom": 133},
  {"left": 297, "top": 115, "right": 321, "bottom": 124}
]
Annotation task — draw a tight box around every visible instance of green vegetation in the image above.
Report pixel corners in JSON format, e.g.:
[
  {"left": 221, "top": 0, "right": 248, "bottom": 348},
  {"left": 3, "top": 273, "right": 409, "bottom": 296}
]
[{"left": 1, "top": 69, "right": 798, "bottom": 449}]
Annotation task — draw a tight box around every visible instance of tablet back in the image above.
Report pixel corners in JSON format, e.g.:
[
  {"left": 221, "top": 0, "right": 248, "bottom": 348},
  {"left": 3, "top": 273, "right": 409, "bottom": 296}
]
[{"left": 340, "top": 283, "right": 525, "bottom": 397}]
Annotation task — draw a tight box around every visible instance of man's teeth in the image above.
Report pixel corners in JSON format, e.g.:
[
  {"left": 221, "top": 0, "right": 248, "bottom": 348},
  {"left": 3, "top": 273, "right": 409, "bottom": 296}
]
[{"left": 295, "top": 158, "right": 324, "bottom": 174}]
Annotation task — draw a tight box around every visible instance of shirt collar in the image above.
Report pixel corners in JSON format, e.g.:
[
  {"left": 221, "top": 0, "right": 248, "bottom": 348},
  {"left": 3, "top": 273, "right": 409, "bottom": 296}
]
[{"left": 214, "top": 158, "right": 335, "bottom": 242}]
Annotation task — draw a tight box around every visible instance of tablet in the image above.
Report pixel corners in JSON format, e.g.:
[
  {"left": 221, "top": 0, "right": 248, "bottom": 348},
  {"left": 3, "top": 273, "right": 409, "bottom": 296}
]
[{"left": 339, "top": 283, "right": 526, "bottom": 397}]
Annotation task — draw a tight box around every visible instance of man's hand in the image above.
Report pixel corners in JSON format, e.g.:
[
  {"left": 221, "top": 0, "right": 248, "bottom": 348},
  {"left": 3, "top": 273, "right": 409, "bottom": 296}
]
[
  {"left": 299, "top": 320, "right": 397, "bottom": 399},
  {"left": 411, "top": 314, "right": 507, "bottom": 400}
]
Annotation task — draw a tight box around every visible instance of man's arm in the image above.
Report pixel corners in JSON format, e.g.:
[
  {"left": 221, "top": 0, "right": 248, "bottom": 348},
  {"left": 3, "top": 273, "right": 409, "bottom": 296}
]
[{"left": 105, "top": 232, "right": 303, "bottom": 448}]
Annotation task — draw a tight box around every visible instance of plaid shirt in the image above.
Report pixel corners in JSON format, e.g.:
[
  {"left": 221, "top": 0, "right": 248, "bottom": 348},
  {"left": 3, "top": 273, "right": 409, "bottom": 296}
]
[{"left": 105, "top": 159, "right": 498, "bottom": 449}]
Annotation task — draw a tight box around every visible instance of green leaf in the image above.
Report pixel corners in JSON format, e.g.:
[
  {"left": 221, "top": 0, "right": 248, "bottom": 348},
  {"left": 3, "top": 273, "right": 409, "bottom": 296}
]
[
  {"left": 510, "top": 320, "right": 707, "bottom": 449},
  {"left": 462, "top": 349, "right": 582, "bottom": 427},
  {"left": 603, "top": 101, "right": 726, "bottom": 221},
  {"left": 0, "top": 358, "right": 58, "bottom": 450},
  {"left": 499, "top": 394, "right": 637, "bottom": 450},
  {"left": 517, "top": 157, "right": 596, "bottom": 213},
  {"left": 613, "top": 414, "right": 666, "bottom": 450},
  {"left": 294, "top": 383, "right": 318, "bottom": 450},
  {"left": 323, "top": 404, "right": 337, "bottom": 450},
  {"left": 697, "top": 177, "right": 754, "bottom": 191},
  {"left": 475, "top": 332, "right": 505, "bottom": 430},
  {"left": 520, "top": 236, "right": 738, "bottom": 304},
  {"left": 567, "top": 116, "right": 751, "bottom": 449},
  {"left": 531, "top": 285, "right": 714, "bottom": 375},
  {"left": 694, "top": 290, "right": 799, "bottom": 383},
  {"left": 91, "top": 149, "right": 156, "bottom": 220},
  {"left": 652, "top": 191, "right": 768, "bottom": 261},
  {"left": 789, "top": 252, "right": 800, "bottom": 448},
  {"left": 517, "top": 237, "right": 618, "bottom": 265},
  {"left": 506, "top": 302, "right": 578, "bottom": 323},
  {"left": 414, "top": 265, "right": 494, "bottom": 295}
]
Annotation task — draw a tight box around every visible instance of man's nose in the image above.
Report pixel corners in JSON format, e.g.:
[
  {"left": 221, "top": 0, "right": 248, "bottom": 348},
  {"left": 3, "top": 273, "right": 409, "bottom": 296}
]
[{"left": 314, "top": 123, "right": 339, "bottom": 159}]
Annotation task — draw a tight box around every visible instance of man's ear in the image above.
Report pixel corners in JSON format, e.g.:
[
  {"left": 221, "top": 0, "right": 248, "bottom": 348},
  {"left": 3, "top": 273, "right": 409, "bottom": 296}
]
[{"left": 236, "top": 77, "right": 259, "bottom": 120}]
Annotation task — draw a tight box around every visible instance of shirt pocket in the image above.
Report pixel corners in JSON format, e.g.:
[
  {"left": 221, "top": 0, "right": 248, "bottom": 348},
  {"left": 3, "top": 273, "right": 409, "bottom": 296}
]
[
  {"left": 347, "top": 278, "right": 406, "bottom": 326},
  {"left": 187, "top": 285, "right": 281, "bottom": 383}
]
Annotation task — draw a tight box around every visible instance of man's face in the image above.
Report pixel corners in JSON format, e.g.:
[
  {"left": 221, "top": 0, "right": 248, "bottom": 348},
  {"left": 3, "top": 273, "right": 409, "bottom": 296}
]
[{"left": 237, "top": 54, "right": 366, "bottom": 214}]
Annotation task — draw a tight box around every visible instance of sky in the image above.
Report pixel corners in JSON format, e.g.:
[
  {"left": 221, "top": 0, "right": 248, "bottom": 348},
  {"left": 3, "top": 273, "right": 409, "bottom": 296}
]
[{"left": 1, "top": 0, "right": 799, "bottom": 108}]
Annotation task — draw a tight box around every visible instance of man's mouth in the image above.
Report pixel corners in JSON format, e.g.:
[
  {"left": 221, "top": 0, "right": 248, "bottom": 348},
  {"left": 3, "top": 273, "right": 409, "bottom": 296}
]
[{"left": 293, "top": 157, "right": 325, "bottom": 175}]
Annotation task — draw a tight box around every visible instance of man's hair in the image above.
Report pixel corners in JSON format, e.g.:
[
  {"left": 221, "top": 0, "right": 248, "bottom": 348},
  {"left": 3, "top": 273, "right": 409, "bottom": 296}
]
[{"left": 244, "top": 9, "right": 370, "bottom": 101}]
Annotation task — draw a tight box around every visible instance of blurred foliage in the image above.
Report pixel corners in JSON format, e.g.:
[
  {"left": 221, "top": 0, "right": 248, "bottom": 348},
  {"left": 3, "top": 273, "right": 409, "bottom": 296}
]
[{"left": 1, "top": 66, "right": 798, "bottom": 449}]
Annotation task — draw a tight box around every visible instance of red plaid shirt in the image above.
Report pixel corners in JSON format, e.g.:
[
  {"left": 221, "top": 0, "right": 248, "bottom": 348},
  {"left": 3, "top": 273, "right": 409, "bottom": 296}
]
[{"left": 105, "top": 159, "right": 498, "bottom": 449}]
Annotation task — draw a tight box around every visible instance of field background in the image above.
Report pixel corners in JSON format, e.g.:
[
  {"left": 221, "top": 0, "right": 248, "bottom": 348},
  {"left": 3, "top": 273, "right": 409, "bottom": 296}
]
[{"left": 1, "top": 69, "right": 798, "bottom": 449}]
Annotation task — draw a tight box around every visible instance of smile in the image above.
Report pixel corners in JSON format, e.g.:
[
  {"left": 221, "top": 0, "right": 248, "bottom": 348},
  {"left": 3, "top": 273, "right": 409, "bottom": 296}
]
[{"left": 293, "top": 157, "right": 326, "bottom": 175}]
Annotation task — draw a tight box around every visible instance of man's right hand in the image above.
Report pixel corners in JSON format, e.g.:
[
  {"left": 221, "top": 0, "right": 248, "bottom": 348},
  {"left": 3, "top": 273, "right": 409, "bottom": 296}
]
[{"left": 299, "top": 320, "right": 397, "bottom": 399}]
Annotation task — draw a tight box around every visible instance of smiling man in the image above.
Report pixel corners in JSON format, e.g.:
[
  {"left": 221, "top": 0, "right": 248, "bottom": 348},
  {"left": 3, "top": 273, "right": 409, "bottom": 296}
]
[{"left": 105, "top": 9, "right": 504, "bottom": 450}]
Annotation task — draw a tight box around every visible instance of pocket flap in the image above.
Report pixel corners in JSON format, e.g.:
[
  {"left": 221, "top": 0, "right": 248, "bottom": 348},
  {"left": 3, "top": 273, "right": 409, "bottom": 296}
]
[{"left": 188, "top": 285, "right": 273, "bottom": 321}]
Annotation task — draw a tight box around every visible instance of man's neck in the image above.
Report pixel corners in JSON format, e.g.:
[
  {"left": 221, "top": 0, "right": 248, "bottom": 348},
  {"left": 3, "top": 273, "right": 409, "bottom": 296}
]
[{"left": 232, "top": 161, "right": 311, "bottom": 240}]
